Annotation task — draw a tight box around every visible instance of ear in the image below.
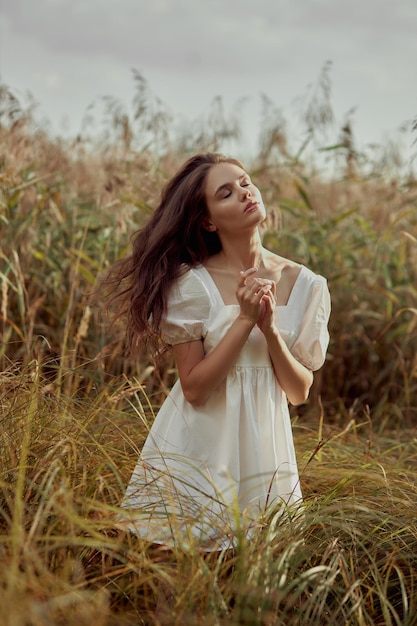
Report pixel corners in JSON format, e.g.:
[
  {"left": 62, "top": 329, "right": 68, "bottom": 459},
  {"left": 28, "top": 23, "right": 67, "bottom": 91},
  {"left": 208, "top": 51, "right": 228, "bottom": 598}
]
[{"left": 202, "top": 217, "right": 217, "bottom": 232}]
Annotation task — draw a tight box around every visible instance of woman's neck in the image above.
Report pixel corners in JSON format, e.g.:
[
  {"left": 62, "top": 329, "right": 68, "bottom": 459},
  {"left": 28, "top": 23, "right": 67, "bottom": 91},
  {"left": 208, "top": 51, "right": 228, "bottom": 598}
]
[{"left": 215, "top": 232, "right": 267, "bottom": 272}]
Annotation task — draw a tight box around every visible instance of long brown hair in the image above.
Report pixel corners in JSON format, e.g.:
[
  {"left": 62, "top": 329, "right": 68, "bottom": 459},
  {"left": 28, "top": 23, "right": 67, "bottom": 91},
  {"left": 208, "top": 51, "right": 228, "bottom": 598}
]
[{"left": 102, "top": 152, "right": 245, "bottom": 352}]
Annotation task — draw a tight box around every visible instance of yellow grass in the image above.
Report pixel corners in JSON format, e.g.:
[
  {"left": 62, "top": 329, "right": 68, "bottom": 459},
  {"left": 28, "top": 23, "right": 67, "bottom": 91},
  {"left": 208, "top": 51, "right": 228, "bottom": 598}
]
[{"left": 1, "top": 78, "right": 417, "bottom": 624}]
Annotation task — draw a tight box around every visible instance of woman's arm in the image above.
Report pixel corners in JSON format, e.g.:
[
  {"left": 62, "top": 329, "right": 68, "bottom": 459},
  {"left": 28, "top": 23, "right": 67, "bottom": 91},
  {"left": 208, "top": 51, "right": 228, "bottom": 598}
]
[
  {"left": 173, "top": 317, "right": 252, "bottom": 407},
  {"left": 258, "top": 289, "right": 313, "bottom": 405},
  {"left": 173, "top": 268, "right": 271, "bottom": 407},
  {"left": 263, "top": 328, "right": 313, "bottom": 405}
]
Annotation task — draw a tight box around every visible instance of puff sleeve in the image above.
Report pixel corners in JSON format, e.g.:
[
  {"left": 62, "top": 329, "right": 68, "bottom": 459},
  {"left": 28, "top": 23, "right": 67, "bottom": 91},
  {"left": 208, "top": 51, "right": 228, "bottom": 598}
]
[
  {"left": 290, "top": 276, "right": 331, "bottom": 371},
  {"left": 160, "top": 269, "right": 211, "bottom": 345}
]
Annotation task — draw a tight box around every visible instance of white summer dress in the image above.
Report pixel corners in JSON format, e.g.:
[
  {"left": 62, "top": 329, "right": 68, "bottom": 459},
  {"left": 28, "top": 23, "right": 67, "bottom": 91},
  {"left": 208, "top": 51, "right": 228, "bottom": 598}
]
[{"left": 121, "top": 264, "right": 331, "bottom": 549}]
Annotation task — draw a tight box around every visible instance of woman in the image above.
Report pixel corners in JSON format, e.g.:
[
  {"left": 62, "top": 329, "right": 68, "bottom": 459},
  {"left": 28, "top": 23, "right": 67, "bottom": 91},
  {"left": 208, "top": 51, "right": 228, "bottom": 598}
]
[{"left": 108, "top": 153, "right": 330, "bottom": 550}]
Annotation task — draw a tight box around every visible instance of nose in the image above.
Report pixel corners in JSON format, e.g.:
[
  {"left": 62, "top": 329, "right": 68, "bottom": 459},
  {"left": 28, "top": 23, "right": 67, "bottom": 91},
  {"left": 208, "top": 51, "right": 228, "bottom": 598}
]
[{"left": 240, "top": 186, "right": 250, "bottom": 200}]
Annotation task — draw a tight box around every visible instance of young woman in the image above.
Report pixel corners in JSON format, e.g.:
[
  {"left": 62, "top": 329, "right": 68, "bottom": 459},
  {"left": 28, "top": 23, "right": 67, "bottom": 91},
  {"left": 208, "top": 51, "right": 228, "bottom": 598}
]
[{"left": 107, "top": 153, "right": 330, "bottom": 550}]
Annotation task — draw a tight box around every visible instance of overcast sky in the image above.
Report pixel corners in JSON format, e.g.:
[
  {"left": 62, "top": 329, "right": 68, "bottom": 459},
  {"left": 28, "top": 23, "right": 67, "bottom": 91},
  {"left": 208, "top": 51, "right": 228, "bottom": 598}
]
[{"left": 1, "top": 0, "right": 416, "bottom": 164}]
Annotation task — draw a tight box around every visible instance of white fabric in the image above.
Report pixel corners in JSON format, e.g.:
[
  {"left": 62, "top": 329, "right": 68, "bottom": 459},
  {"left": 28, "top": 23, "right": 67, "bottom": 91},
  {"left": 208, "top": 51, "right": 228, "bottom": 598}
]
[{"left": 120, "top": 264, "right": 330, "bottom": 549}]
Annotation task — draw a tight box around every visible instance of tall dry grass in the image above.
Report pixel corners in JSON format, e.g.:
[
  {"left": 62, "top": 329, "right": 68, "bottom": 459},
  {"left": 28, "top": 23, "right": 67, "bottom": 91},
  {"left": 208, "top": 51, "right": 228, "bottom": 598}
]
[
  {"left": 1, "top": 75, "right": 417, "bottom": 624},
  {"left": 1, "top": 369, "right": 417, "bottom": 625},
  {"left": 1, "top": 79, "right": 416, "bottom": 424}
]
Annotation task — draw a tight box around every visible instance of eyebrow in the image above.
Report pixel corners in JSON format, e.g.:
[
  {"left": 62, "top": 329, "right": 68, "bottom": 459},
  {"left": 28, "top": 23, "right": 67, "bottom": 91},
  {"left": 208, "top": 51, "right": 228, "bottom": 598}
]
[{"left": 214, "top": 174, "right": 249, "bottom": 198}]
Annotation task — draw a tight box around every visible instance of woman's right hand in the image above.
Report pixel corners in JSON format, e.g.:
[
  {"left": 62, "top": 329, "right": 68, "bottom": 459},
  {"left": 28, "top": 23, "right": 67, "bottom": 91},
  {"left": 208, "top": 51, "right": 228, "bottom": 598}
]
[{"left": 236, "top": 268, "right": 273, "bottom": 324}]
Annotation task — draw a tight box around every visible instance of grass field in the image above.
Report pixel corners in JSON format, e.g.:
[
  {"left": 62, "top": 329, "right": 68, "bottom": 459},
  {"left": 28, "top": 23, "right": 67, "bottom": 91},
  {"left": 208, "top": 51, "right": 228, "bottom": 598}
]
[{"left": 1, "top": 80, "right": 417, "bottom": 624}]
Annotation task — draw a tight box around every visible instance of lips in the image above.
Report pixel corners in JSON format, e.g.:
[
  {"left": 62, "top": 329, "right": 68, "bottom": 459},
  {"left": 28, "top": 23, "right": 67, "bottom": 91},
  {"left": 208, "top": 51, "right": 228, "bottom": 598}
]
[{"left": 245, "top": 201, "right": 259, "bottom": 212}]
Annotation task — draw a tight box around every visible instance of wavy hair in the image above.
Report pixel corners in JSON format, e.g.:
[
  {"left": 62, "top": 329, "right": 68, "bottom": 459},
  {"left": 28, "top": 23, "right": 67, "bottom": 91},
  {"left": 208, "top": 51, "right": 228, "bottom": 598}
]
[{"left": 102, "top": 152, "right": 245, "bottom": 352}]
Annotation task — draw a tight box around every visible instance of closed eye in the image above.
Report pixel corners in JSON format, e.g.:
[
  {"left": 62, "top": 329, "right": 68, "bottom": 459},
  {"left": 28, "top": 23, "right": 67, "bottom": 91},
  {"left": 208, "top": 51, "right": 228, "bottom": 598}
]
[{"left": 223, "top": 181, "right": 250, "bottom": 197}]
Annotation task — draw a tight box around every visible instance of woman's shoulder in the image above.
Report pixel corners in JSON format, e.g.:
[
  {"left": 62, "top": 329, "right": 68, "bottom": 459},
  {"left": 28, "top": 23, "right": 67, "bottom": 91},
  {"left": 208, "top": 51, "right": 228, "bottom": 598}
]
[
  {"left": 264, "top": 250, "right": 300, "bottom": 274},
  {"left": 264, "top": 251, "right": 328, "bottom": 305},
  {"left": 177, "top": 263, "right": 207, "bottom": 282},
  {"left": 172, "top": 264, "right": 211, "bottom": 298},
  {"left": 265, "top": 250, "right": 325, "bottom": 283},
  {"left": 293, "top": 264, "right": 330, "bottom": 313},
  {"left": 161, "top": 265, "right": 211, "bottom": 342},
  {"left": 292, "top": 264, "right": 328, "bottom": 299},
  {"left": 263, "top": 251, "right": 302, "bottom": 304},
  {"left": 297, "top": 264, "right": 327, "bottom": 283}
]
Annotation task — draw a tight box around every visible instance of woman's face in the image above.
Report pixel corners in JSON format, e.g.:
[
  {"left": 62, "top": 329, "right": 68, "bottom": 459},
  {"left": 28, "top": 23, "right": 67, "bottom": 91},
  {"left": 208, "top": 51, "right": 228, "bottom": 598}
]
[{"left": 203, "top": 162, "right": 266, "bottom": 236}]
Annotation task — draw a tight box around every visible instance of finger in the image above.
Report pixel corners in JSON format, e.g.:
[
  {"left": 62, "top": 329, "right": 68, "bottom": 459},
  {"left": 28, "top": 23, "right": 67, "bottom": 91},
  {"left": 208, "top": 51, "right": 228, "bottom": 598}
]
[
  {"left": 256, "top": 282, "right": 273, "bottom": 296},
  {"left": 260, "top": 288, "right": 275, "bottom": 306},
  {"left": 238, "top": 267, "right": 258, "bottom": 287},
  {"left": 251, "top": 277, "right": 274, "bottom": 291},
  {"left": 249, "top": 284, "right": 273, "bottom": 305},
  {"left": 261, "top": 291, "right": 273, "bottom": 306},
  {"left": 244, "top": 278, "right": 268, "bottom": 299}
]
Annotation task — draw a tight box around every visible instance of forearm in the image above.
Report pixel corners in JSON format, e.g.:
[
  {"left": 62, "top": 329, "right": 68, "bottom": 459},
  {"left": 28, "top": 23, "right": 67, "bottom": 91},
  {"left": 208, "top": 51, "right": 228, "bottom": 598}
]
[
  {"left": 263, "top": 327, "right": 313, "bottom": 405},
  {"left": 178, "top": 315, "right": 255, "bottom": 406}
]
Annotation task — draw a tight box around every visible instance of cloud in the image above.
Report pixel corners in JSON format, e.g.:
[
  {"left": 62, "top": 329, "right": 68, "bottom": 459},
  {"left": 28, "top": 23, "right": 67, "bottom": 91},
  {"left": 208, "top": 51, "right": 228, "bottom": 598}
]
[
  {"left": 1, "top": 0, "right": 416, "bottom": 153},
  {"left": 0, "top": 1, "right": 366, "bottom": 70},
  {"left": 3, "top": 0, "right": 416, "bottom": 80}
]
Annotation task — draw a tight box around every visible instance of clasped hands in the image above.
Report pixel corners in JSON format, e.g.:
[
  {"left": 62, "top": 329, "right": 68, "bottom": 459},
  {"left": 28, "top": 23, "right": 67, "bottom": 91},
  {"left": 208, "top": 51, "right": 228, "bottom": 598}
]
[{"left": 236, "top": 267, "right": 276, "bottom": 333}]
